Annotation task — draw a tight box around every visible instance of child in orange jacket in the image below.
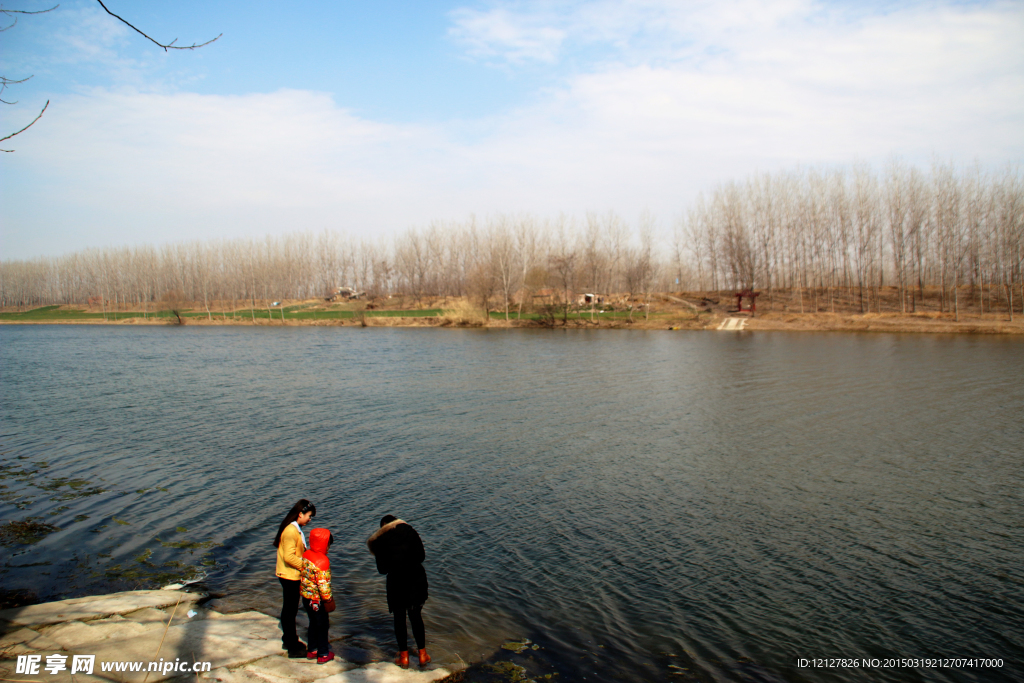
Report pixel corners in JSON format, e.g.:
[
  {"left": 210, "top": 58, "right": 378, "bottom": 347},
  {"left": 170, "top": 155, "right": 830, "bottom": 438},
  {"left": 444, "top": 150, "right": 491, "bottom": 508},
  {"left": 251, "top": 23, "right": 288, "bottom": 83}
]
[{"left": 299, "top": 527, "right": 334, "bottom": 663}]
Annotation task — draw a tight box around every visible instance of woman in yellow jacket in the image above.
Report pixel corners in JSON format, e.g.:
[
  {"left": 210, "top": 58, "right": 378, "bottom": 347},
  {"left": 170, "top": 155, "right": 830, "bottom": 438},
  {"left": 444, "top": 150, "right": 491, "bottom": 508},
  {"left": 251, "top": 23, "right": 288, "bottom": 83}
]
[{"left": 274, "top": 499, "right": 315, "bottom": 657}]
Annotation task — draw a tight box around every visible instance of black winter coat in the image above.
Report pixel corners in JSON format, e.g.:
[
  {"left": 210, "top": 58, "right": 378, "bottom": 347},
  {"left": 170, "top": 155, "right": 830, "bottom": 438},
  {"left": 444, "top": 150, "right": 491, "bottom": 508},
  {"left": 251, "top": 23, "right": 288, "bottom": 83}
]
[{"left": 367, "top": 519, "right": 428, "bottom": 612}]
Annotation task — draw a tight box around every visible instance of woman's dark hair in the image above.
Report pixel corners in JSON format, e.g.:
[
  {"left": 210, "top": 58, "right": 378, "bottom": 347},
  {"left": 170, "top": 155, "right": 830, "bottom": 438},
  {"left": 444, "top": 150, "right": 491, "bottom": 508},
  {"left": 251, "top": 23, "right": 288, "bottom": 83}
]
[
  {"left": 274, "top": 499, "right": 315, "bottom": 547},
  {"left": 380, "top": 514, "right": 397, "bottom": 527}
]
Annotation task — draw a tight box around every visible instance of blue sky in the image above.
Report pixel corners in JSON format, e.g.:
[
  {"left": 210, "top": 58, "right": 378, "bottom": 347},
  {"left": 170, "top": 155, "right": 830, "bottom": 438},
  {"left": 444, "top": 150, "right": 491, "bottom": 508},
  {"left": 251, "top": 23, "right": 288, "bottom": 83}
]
[{"left": 2, "top": 0, "right": 1023, "bottom": 259}]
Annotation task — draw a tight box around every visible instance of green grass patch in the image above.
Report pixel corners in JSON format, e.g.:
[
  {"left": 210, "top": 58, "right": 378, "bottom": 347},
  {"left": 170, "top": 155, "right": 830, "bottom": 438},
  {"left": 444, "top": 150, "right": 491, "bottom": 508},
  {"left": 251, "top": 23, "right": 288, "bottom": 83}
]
[
  {"left": 0, "top": 307, "right": 106, "bottom": 320},
  {"left": 0, "top": 306, "right": 164, "bottom": 321}
]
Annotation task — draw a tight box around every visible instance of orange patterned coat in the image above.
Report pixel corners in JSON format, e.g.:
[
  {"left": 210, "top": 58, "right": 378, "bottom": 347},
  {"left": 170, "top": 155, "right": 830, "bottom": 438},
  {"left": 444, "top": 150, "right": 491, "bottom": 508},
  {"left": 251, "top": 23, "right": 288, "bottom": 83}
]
[{"left": 299, "top": 527, "right": 333, "bottom": 602}]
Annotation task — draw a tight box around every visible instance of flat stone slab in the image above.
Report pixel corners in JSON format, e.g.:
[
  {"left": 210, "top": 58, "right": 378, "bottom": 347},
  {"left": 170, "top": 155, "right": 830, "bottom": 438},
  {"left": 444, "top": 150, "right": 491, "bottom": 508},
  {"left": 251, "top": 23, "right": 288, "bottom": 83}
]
[
  {"left": 203, "top": 662, "right": 449, "bottom": 683},
  {"left": 0, "top": 591, "right": 449, "bottom": 683},
  {"left": 41, "top": 614, "right": 168, "bottom": 649},
  {"left": 237, "top": 654, "right": 356, "bottom": 682},
  {"left": 0, "top": 626, "right": 65, "bottom": 655},
  {"left": 0, "top": 589, "right": 205, "bottom": 628}
]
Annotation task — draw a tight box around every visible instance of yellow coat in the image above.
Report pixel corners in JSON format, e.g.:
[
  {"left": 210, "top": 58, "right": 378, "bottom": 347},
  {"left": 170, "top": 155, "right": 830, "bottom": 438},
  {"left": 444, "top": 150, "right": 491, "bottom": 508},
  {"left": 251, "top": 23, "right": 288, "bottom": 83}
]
[{"left": 276, "top": 524, "right": 305, "bottom": 580}]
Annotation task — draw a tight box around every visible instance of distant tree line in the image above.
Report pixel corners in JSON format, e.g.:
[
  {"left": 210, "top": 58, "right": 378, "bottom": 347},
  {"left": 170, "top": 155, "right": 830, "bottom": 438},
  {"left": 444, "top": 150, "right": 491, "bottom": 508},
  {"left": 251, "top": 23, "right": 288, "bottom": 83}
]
[
  {"left": 2, "top": 161, "right": 1022, "bottom": 318},
  {"left": 0, "top": 214, "right": 666, "bottom": 320},
  {"left": 680, "top": 161, "right": 1023, "bottom": 317}
]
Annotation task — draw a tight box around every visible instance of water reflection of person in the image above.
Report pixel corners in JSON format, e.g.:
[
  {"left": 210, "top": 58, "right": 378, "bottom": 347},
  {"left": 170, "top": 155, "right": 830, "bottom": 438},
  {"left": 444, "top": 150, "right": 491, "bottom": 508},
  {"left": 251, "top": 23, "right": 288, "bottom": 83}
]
[
  {"left": 274, "top": 499, "right": 316, "bottom": 657},
  {"left": 367, "top": 515, "right": 430, "bottom": 668}
]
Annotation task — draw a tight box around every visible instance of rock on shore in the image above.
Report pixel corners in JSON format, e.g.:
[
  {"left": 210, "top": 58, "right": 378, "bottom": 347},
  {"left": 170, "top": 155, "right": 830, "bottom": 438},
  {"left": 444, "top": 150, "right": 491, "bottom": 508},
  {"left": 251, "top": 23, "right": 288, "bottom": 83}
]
[{"left": 0, "top": 587, "right": 450, "bottom": 683}]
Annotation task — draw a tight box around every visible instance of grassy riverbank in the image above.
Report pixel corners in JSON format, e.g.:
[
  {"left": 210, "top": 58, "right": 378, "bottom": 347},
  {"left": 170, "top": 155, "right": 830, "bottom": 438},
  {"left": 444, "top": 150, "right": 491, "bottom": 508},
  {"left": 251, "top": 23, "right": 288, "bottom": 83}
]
[{"left": 2, "top": 291, "right": 1022, "bottom": 334}]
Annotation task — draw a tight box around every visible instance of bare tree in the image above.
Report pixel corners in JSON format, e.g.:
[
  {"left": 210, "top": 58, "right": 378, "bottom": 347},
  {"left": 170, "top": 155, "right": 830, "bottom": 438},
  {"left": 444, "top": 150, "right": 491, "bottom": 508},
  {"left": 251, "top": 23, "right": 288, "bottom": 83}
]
[
  {"left": 0, "top": 5, "right": 56, "bottom": 151},
  {"left": 94, "top": 1, "right": 220, "bottom": 51},
  {"left": 3, "top": 162, "right": 1020, "bottom": 325},
  {"left": 2, "top": 2, "right": 218, "bottom": 150},
  {"left": 548, "top": 219, "right": 578, "bottom": 325}
]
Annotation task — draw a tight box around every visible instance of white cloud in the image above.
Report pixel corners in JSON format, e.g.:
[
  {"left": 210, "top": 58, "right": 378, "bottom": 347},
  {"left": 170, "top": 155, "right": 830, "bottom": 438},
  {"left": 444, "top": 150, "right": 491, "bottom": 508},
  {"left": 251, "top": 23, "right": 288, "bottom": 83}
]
[
  {"left": 446, "top": 0, "right": 1024, "bottom": 166},
  {"left": 448, "top": 6, "right": 567, "bottom": 64},
  {"left": 49, "top": 6, "right": 132, "bottom": 64}
]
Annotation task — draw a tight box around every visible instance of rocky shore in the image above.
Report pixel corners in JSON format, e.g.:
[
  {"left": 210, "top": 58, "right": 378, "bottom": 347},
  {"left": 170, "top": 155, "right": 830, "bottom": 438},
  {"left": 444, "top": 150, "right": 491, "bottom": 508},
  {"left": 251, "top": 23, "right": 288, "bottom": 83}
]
[{"left": 0, "top": 588, "right": 453, "bottom": 683}]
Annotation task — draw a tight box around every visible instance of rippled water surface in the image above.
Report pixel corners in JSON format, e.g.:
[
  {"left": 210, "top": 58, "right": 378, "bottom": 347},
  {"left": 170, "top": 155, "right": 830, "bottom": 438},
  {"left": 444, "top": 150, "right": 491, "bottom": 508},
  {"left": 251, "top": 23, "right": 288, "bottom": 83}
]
[{"left": 2, "top": 326, "right": 1022, "bottom": 682}]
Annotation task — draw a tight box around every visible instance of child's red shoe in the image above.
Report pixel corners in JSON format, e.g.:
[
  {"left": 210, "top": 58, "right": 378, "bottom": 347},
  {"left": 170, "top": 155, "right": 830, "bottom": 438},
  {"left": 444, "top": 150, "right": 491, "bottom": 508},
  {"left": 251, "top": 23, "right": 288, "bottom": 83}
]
[
  {"left": 317, "top": 652, "right": 334, "bottom": 665},
  {"left": 418, "top": 649, "right": 431, "bottom": 666},
  {"left": 395, "top": 651, "right": 409, "bottom": 668},
  {"left": 306, "top": 652, "right": 317, "bottom": 660}
]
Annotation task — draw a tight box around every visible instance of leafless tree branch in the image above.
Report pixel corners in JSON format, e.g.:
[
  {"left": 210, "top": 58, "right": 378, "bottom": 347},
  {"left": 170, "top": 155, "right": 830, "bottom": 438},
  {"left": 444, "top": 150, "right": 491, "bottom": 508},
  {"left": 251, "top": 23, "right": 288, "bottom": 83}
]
[
  {"left": 1, "top": 74, "right": 33, "bottom": 104},
  {"left": 95, "top": 0, "right": 220, "bottom": 51},
  {"left": 0, "top": 4, "right": 58, "bottom": 12},
  {"left": 0, "top": 99, "right": 48, "bottom": 150},
  {"left": 0, "top": 4, "right": 58, "bottom": 31},
  {"left": 2, "top": 3, "right": 218, "bottom": 150}
]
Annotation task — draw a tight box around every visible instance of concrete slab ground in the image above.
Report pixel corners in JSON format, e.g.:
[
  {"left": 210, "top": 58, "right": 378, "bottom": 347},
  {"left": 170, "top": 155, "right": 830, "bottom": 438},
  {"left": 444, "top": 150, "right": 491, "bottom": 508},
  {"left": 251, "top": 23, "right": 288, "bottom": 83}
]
[
  {"left": 717, "top": 317, "right": 748, "bottom": 330},
  {"left": 0, "top": 588, "right": 451, "bottom": 683}
]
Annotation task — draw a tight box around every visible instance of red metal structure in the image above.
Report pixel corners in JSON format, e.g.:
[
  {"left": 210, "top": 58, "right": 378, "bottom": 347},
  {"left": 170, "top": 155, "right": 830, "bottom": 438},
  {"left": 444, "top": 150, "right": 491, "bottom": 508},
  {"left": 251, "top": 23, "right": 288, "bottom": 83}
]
[{"left": 735, "top": 289, "right": 760, "bottom": 316}]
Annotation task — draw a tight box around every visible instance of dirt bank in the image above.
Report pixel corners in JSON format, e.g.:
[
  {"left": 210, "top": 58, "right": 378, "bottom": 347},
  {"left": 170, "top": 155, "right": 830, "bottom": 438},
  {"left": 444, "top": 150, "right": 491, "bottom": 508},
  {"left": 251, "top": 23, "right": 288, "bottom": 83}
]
[{"left": 2, "top": 289, "right": 1022, "bottom": 334}]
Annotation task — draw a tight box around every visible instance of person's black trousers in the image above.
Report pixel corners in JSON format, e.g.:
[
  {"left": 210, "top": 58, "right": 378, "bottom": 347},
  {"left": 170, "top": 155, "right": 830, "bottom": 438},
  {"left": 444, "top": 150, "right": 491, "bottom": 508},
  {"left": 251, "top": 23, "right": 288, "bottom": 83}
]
[
  {"left": 303, "top": 597, "right": 331, "bottom": 656},
  {"left": 279, "top": 577, "right": 301, "bottom": 649},
  {"left": 394, "top": 603, "right": 425, "bottom": 652}
]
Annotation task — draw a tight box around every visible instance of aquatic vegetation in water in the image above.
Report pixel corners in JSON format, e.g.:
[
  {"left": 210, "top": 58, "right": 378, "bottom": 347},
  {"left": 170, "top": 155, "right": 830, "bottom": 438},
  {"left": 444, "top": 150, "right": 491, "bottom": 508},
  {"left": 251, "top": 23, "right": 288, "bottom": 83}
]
[
  {"left": 0, "top": 464, "right": 107, "bottom": 511},
  {"left": 0, "top": 464, "right": 40, "bottom": 478},
  {"left": 157, "top": 538, "right": 218, "bottom": 553},
  {"left": 73, "top": 514, "right": 89, "bottom": 523},
  {"left": 32, "top": 476, "right": 107, "bottom": 501},
  {"left": 501, "top": 639, "right": 535, "bottom": 654},
  {"left": 0, "top": 587, "right": 40, "bottom": 610},
  {"left": 1, "top": 490, "right": 37, "bottom": 508},
  {"left": 112, "top": 517, "right": 130, "bottom": 525},
  {"left": 0, "top": 519, "right": 61, "bottom": 545},
  {"left": 176, "top": 526, "right": 188, "bottom": 533},
  {"left": 50, "top": 487, "right": 106, "bottom": 501},
  {"left": 36, "top": 477, "right": 92, "bottom": 492},
  {"left": 488, "top": 661, "right": 529, "bottom": 682}
]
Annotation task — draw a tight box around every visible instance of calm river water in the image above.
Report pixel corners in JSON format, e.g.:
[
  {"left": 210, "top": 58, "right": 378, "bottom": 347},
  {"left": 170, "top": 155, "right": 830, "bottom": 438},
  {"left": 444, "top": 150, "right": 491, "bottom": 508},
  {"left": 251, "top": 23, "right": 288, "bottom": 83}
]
[{"left": 1, "top": 326, "right": 1022, "bottom": 682}]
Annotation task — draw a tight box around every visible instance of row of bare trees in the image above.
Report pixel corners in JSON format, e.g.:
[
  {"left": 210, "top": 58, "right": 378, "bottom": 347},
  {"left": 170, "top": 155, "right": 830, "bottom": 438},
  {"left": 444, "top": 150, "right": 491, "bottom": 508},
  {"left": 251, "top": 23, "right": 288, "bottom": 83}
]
[
  {"left": 0, "top": 215, "right": 669, "bottom": 319},
  {"left": 679, "top": 161, "right": 1023, "bottom": 318},
  {"left": 3, "top": 161, "right": 1021, "bottom": 319}
]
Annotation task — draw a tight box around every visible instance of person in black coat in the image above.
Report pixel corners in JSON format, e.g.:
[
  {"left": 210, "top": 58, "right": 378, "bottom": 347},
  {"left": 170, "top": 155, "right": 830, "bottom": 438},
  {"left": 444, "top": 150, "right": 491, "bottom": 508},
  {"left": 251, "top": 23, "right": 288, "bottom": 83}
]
[{"left": 367, "top": 515, "right": 430, "bottom": 668}]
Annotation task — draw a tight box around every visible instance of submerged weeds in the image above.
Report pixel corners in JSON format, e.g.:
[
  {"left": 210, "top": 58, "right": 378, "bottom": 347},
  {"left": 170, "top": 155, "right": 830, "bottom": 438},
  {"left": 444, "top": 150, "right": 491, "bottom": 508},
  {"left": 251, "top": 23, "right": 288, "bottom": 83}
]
[{"left": 0, "top": 519, "right": 61, "bottom": 546}]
